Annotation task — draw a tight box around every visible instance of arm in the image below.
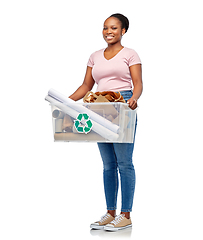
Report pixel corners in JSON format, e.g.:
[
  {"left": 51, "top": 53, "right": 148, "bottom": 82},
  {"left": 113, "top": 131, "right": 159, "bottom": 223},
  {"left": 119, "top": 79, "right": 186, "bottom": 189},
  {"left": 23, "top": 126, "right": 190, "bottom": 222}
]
[
  {"left": 69, "top": 66, "right": 95, "bottom": 101},
  {"left": 128, "top": 64, "right": 143, "bottom": 110}
]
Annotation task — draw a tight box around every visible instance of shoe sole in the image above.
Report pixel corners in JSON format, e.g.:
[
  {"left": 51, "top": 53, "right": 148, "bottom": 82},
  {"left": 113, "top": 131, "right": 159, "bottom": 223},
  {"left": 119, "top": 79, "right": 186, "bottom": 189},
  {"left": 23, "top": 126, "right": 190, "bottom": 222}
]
[
  {"left": 90, "top": 224, "right": 105, "bottom": 230},
  {"left": 104, "top": 224, "right": 132, "bottom": 231}
]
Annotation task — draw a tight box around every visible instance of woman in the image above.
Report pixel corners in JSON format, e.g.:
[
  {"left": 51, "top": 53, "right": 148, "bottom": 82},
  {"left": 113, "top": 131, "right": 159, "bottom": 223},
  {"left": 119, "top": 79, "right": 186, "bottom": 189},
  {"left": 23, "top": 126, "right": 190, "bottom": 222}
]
[{"left": 69, "top": 13, "right": 142, "bottom": 231}]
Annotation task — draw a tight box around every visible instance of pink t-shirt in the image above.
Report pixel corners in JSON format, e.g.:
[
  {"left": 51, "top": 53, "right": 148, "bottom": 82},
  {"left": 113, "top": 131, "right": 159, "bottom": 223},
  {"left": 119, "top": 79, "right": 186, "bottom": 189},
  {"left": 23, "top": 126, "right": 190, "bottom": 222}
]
[{"left": 87, "top": 47, "right": 141, "bottom": 92}]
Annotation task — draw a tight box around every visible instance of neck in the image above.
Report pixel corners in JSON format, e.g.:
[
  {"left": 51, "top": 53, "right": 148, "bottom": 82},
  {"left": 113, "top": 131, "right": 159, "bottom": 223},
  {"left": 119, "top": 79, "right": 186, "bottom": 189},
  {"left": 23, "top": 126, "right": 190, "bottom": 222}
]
[{"left": 106, "top": 42, "right": 123, "bottom": 51}]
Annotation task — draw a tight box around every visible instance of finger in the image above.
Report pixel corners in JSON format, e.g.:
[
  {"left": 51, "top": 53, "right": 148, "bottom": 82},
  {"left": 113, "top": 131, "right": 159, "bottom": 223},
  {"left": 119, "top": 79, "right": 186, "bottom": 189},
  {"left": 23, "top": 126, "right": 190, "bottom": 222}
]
[
  {"left": 130, "top": 99, "right": 136, "bottom": 106},
  {"left": 127, "top": 100, "right": 132, "bottom": 107},
  {"left": 128, "top": 100, "right": 133, "bottom": 106},
  {"left": 130, "top": 100, "right": 137, "bottom": 110}
]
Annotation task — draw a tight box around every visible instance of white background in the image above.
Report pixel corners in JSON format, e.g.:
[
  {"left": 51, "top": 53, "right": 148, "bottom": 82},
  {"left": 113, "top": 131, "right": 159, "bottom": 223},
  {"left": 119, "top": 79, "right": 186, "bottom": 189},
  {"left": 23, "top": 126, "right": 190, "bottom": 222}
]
[{"left": 0, "top": 0, "right": 203, "bottom": 239}]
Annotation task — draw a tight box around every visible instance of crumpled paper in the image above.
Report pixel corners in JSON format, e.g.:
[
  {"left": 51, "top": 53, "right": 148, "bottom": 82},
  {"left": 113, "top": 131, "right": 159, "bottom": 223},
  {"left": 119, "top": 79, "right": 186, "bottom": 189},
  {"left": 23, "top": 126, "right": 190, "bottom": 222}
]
[{"left": 83, "top": 91, "right": 126, "bottom": 103}]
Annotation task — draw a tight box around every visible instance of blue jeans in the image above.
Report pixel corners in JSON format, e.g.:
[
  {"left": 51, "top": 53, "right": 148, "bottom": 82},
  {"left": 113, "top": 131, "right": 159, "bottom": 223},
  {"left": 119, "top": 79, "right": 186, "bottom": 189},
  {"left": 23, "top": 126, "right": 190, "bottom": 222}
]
[{"left": 97, "top": 91, "right": 137, "bottom": 212}]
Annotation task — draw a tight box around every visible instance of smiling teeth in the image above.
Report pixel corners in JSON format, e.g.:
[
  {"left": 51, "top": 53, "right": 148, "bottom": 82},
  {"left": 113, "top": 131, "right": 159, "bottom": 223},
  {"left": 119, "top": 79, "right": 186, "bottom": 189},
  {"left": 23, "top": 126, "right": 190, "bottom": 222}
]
[{"left": 106, "top": 36, "right": 114, "bottom": 39}]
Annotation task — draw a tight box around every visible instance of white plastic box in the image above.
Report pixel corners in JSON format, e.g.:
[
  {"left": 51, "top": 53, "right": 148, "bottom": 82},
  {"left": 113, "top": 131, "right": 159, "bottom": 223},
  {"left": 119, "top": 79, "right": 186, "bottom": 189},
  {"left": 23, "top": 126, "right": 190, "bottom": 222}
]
[{"left": 50, "top": 102, "right": 137, "bottom": 143}]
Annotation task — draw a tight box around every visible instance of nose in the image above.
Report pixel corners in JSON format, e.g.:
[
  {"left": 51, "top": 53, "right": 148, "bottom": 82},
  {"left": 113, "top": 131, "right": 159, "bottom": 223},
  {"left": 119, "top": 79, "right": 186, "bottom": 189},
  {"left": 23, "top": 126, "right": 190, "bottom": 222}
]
[
  {"left": 107, "top": 28, "right": 112, "bottom": 34},
  {"left": 104, "top": 27, "right": 112, "bottom": 35}
]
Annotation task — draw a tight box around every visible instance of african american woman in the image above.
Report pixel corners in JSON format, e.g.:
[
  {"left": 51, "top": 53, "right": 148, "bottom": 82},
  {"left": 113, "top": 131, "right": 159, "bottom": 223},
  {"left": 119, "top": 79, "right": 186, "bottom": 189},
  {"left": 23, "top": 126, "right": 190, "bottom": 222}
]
[{"left": 69, "top": 13, "right": 143, "bottom": 231}]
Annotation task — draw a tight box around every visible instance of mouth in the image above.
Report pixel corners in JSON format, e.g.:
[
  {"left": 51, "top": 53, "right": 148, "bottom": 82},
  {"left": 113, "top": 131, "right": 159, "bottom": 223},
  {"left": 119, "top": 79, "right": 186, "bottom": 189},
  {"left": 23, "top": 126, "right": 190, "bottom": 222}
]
[{"left": 106, "top": 35, "right": 114, "bottom": 40}]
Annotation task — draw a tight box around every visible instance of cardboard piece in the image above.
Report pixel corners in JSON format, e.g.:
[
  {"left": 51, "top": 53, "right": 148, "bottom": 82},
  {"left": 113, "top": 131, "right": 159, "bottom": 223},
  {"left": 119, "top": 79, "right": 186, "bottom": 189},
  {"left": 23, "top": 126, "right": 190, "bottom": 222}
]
[
  {"left": 62, "top": 115, "right": 73, "bottom": 132},
  {"left": 83, "top": 91, "right": 125, "bottom": 103},
  {"left": 54, "top": 132, "right": 105, "bottom": 141}
]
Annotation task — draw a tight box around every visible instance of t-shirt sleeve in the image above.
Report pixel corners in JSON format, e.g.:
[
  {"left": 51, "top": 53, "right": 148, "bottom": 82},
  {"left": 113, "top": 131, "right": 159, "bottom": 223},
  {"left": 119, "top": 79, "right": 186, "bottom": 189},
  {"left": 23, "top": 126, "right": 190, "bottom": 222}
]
[
  {"left": 128, "top": 49, "right": 142, "bottom": 67},
  {"left": 87, "top": 53, "right": 94, "bottom": 68}
]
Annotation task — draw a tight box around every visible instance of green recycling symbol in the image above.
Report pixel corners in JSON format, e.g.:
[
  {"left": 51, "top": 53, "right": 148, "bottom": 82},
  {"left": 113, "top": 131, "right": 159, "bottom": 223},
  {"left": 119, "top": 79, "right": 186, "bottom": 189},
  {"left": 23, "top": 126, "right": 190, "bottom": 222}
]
[{"left": 74, "top": 113, "right": 93, "bottom": 134}]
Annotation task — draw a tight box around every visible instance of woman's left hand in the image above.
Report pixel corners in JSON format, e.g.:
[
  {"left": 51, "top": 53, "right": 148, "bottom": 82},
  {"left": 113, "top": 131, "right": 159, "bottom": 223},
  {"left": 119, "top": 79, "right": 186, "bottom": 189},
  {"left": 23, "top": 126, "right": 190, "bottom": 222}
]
[{"left": 127, "top": 97, "right": 137, "bottom": 110}]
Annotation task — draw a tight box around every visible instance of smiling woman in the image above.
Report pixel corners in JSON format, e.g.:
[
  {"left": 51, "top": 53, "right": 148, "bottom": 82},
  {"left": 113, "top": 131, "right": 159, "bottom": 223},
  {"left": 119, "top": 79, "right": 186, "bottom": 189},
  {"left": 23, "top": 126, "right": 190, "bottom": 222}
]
[
  {"left": 103, "top": 15, "right": 128, "bottom": 59},
  {"left": 103, "top": 13, "right": 129, "bottom": 47},
  {"left": 103, "top": 19, "right": 124, "bottom": 41},
  {"left": 69, "top": 13, "right": 142, "bottom": 232}
]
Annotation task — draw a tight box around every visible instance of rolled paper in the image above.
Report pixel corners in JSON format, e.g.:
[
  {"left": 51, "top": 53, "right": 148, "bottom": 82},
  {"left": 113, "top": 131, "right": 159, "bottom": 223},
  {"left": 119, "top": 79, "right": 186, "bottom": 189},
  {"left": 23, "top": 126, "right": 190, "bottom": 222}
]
[
  {"left": 55, "top": 119, "right": 63, "bottom": 133},
  {"left": 52, "top": 109, "right": 65, "bottom": 119},
  {"left": 48, "top": 88, "right": 119, "bottom": 133},
  {"left": 45, "top": 95, "right": 119, "bottom": 141}
]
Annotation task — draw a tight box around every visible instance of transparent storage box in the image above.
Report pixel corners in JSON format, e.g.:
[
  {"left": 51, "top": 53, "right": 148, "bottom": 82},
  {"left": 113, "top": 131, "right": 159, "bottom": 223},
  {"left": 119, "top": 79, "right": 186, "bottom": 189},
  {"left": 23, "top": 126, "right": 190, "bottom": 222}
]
[{"left": 50, "top": 102, "right": 137, "bottom": 143}]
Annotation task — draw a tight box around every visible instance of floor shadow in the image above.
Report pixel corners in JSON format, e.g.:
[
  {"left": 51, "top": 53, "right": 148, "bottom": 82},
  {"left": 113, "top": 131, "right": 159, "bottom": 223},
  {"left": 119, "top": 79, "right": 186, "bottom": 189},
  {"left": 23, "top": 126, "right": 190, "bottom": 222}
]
[{"left": 90, "top": 227, "right": 132, "bottom": 238}]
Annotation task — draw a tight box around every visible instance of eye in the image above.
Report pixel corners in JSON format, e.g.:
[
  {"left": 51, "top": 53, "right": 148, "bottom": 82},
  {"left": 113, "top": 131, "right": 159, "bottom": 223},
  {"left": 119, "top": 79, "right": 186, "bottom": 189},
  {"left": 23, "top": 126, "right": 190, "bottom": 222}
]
[
  {"left": 103, "top": 27, "right": 108, "bottom": 30},
  {"left": 112, "top": 27, "right": 117, "bottom": 30}
]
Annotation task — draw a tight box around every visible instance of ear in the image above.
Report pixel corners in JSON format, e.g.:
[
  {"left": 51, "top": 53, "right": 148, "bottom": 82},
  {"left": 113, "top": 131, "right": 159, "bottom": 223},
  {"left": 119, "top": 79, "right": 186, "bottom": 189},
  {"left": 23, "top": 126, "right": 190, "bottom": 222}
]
[{"left": 121, "top": 28, "right": 126, "bottom": 36}]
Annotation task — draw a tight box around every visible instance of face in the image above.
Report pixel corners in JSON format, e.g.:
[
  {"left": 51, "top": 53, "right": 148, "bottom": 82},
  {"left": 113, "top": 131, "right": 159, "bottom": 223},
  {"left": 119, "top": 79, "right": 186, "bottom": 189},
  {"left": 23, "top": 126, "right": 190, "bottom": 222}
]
[{"left": 103, "top": 17, "right": 125, "bottom": 45}]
